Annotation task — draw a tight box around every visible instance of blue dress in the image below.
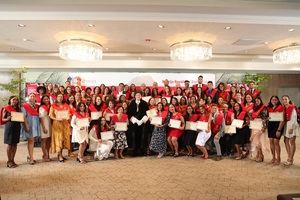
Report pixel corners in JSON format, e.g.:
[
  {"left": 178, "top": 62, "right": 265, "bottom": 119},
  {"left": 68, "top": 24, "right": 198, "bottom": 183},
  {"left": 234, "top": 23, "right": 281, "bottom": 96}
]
[{"left": 21, "top": 107, "right": 41, "bottom": 139}]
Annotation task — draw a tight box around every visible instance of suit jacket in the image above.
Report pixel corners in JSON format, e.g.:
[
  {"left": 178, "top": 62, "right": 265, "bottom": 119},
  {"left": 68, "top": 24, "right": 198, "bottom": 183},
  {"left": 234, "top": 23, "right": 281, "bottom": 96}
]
[{"left": 127, "top": 99, "right": 149, "bottom": 120}]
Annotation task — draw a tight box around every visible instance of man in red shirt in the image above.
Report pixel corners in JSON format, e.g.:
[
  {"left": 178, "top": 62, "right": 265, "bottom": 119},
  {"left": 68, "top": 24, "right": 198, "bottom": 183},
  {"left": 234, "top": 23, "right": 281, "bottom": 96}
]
[{"left": 192, "top": 75, "right": 208, "bottom": 94}]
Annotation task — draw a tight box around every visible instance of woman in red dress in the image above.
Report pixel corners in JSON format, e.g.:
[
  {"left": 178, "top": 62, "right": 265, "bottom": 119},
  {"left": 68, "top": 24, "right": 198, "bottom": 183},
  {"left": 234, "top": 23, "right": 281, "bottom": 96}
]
[
  {"left": 167, "top": 104, "right": 185, "bottom": 157},
  {"left": 103, "top": 99, "right": 115, "bottom": 122}
]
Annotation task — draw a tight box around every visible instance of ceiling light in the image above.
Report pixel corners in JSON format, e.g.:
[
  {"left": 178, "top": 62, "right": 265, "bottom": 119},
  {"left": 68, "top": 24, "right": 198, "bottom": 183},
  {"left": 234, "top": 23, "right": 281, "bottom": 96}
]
[
  {"left": 105, "top": 47, "right": 109, "bottom": 50},
  {"left": 18, "top": 24, "right": 26, "bottom": 28},
  {"left": 224, "top": 26, "right": 231, "bottom": 30},
  {"left": 170, "top": 40, "right": 212, "bottom": 61},
  {"left": 88, "top": 24, "right": 96, "bottom": 27},
  {"left": 158, "top": 24, "right": 165, "bottom": 29},
  {"left": 59, "top": 39, "right": 103, "bottom": 61},
  {"left": 288, "top": 28, "right": 295, "bottom": 32},
  {"left": 264, "top": 41, "right": 269, "bottom": 45},
  {"left": 22, "top": 38, "right": 29, "bottom": 42},
  {"left": 152, "top": 48, "right": 157, "bottom": 51},
  {"left": 273, "top": 43, "right": 300, "bottom": 64}
]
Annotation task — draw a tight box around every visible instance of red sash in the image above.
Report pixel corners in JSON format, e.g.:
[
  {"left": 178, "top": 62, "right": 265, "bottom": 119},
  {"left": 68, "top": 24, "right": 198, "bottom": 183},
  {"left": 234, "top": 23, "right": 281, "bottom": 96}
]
[
  {"left": 243, "top": 103, "right": 254, "bottom": 113},
  {"left": 224, "top": 111, "right": 233, "bottom": 125},
  {"left": 211, "top": 112, "right": 224, "bottom": 134},
  {"left": 284, "top": 104, "right": 296, "bottom": 122},
  {"left": 89, "top": 104, "right": 99, "bottom": 112},
  {"left": 236, "top": 111, "right": 246, "bottom": 120},
  {"left": 23, "top": 103, "right": 39, "bottom": 116},
  {"left": 40, "top": 105, "right": 50, "bottom": 113},
  {"left": 75, "top": 112, "right": 89, "bottom": 119},
  {"left": 171, "top": 112, "right": 182, "bottom": 120},
  {"left": 251, "top": 104, "right": 266, "bottom": 119},
  {"left": 4, "top": 105, "right": 17, "bottom": 113},
  {"left": 267, "top": 105, "right": 284, "bottom": 113},
  {"left": 188, "top": 114, "right": 199, "bottom": 122},
  {"left": 52, "top": 103, "right": 70, "bottom": 111}
]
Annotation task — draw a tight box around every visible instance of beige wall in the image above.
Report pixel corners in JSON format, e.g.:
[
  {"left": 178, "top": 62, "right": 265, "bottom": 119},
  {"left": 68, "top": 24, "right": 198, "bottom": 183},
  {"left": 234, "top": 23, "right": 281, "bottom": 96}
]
[{"left": 261, "top": 74, "right": 300, "bottom": 106}]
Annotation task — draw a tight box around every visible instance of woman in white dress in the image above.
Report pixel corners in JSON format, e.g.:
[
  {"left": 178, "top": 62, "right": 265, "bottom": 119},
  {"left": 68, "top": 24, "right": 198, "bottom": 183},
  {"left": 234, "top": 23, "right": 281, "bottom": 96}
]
[
  {"left": 89, "top": 117, "right": 113, "bottom": 160},
  {"left": 39, "top": 95, "right": 51, "bottom": 162},
  {"left": 71, "top": 102, "right": 90, "bottom": 164},
  {"left": 282, "top": 95, "right": 298, "bottom": 166}
]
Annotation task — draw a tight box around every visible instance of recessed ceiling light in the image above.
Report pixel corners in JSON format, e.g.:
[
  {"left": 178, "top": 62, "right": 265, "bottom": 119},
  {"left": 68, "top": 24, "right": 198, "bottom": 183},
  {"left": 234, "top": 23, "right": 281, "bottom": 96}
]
[
  {"left": 264, "top": 41, "right": 269, "bottom": 45},
  {"left": 289, "top": 28, "right": 295, "bottom": 32},
  {"left": 224, "top": 26, "right": 231, "bottom": 30},
  {"left": 158, "top": 24, "right": 165, "bottom": 29},
  {"left": 105, "top": 47, "right": 109, "bottom": 50},
  {"left": 22, "top": 38, "right": 29, "bottom": 42},
  {"left": 152, "top": 48, "right": 157, "bottom": 51},
  {"left": 88, "top": 24, "right": 95, "bottom": 27},
  {"left": 17, "top": 24, "right": 26, "bottom": 28}
]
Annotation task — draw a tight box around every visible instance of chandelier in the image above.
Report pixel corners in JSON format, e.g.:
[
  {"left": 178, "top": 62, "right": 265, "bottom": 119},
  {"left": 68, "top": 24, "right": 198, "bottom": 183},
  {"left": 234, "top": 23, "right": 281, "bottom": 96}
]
[
  {"left": 170, "top": 40, "right": 212, "bottom": 61},
  {"left": 59, "top": 39, "right": 103, "bottom": 61},
  {"left": 273, "top": 44, "right": 300, "bottom": 64}
]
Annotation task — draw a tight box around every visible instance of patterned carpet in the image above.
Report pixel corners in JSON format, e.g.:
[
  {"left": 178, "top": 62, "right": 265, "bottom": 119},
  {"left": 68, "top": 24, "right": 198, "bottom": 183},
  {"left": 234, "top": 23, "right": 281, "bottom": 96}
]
[{"left": 0, "top": 128, "right": 299, "bottom": 200}]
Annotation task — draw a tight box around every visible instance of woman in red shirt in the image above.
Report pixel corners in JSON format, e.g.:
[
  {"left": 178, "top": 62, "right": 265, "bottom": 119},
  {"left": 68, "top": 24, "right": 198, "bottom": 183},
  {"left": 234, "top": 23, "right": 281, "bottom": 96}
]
[{"left": 167, "top": 104, "right": 185, "bottom": 157}]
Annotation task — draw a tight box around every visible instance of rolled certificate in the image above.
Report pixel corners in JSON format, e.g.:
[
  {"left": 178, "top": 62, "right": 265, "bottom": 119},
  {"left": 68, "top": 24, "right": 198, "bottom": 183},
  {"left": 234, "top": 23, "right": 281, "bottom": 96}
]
[
  {"left": 151, "top": 116, "right": 162, "bottom": 125},
  {"left": 11, "top": 112, "right": 25, "bottom": 122},
  {"left": 115, "top": 122, "right": 128, "bottom": 131},
  {"left": 169, "top": 119, "right": 181, "bottom": 129}
]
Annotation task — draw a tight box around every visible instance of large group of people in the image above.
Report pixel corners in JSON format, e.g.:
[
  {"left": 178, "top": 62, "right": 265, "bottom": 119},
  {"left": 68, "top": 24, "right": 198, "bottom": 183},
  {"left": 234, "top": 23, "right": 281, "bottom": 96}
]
[{"left": 1, "top": 75, "right": 299, "bottom": 168}]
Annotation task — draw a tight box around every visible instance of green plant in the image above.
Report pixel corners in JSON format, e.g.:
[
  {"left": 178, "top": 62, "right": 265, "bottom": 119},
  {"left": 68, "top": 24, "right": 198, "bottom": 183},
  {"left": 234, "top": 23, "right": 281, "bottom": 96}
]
[
  {"left": 0, "top": 67, "right": 27, "bottom": 101},
  {"left": 242, "top": 73, "right": 270, "bottom": 90}
]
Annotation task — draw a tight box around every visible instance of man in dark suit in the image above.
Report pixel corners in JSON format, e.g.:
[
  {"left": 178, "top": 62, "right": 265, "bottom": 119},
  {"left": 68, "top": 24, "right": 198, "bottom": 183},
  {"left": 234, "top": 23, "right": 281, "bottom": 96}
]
[{"left": 127, "top": 92, "right": 149, "bottom": 156}]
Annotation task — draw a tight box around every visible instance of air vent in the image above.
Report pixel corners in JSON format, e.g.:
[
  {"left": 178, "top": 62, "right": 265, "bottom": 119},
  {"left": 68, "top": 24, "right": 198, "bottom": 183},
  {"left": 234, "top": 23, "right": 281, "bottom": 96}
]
[{"left": 232, "top": 39, "right": 261, "bottom": 46}]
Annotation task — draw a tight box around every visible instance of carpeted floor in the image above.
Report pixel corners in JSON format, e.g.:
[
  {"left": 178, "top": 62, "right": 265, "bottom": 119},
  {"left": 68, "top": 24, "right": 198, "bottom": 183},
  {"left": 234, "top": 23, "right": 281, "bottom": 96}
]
[{"left": 0, "top": 128, "right": 300, "bottom": 200}]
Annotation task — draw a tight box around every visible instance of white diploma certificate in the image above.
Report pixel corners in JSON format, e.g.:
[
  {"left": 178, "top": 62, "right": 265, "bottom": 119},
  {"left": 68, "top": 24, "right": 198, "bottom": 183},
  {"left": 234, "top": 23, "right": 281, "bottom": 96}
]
[
  {"left": 11, "top": 112, "right": 24, "bottom": 122},
  {"left": 269, "top": 112, "right": 284, "bottom": 122},
  {"left": 250, "top": 120, "right": 263, "bottom": 130},
  {"left": 165, "top": 97, "right": 171, "bottom": 104},
  {"left": 146, "top": 109, "right": 157, "bottom": 118},
  {"left": 231, "top": 119, "right": 244, "bottom": 128},
  {"left": 196, "top": 121, "right": 208, "bottom": 131},
  {"left": 91, "top": 111, "right": 102, "bottom": 120},
  {"left": 142, "top": 96, "right": 152, "bottom": 103},
  {"left": 224, "top": 125, "right": 236, "bottom": 134},
  {"left": 77, "top": 118, "right": 90, "bottom": 127},
  {"left": 169, "top": 119, "right": 181, "bottom": 129},
  {"left": 151, "top": 116, "right": 162, "bottom": 125},
  {"left": 100, "top": 131, "right": 114, "bottom": 141},
  {"left": 56, "top": 110, "right": 69, "bottom": 120},
  {"left": 185, "top": 121, "right": 197, "bottom": 131},
  {"left": 115, "top": 122, "right": 128, "bottom": 131}
]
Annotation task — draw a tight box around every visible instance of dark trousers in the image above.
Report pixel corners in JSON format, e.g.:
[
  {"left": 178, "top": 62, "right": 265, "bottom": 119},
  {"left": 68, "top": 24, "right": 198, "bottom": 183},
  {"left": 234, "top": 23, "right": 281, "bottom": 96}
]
[
  {"left": 127, "top": 123, "right": 147, "bottom": 156},
  {"left": 220, "top": 134, "right": 233, "bottom": 155}
]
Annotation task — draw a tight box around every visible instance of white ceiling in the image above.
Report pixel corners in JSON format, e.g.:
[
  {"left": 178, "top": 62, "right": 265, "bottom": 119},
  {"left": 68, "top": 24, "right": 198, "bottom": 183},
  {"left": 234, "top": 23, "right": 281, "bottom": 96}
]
[{"left": 0, "top": 0, "right": 299, "bottom": 72}]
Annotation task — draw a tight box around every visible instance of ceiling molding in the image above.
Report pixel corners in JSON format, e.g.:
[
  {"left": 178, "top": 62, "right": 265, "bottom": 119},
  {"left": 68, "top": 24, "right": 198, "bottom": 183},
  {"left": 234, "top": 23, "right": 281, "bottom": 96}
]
[{"left": 1, "top": 11, "right": 300, "bottom": 25}]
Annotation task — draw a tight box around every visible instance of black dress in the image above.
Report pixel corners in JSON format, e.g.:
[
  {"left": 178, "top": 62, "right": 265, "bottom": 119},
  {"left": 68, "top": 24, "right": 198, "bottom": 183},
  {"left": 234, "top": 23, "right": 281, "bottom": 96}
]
[
  {"left": 233, "top": 115, "right": 250, "bottom": 145},
  {"left": 4, "top": 111, "right": 21, "bottom": 145},
  {"left": 268, "top": 121, "right": 283, "bottom": 139}
]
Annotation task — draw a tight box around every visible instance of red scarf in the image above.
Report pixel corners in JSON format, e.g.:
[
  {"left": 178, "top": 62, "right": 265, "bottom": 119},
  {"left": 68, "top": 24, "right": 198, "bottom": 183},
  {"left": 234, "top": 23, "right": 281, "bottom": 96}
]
[
  {"left": 267, "top": 105, "right": 284, "bottom": 113},
  {"left": 52, "top": 103, "right": 69, "bottom": 111},
  {"left": 284, "top": 104, "right": 295, "bottom": 122},
  {"left": 4, "top": 105, "right": 17, "bottom": 113},
  {"left": 40, "top": 105, "right": 50, "bottom": 113},
  {"left": 23, "top": 103, "right": 39, "bottom": 116},
  {"left": 75, "top": 112, "right": 89, "bottom": 119},
  {"left": 251, "top": 104, "right": 266, "bottom": 119}
]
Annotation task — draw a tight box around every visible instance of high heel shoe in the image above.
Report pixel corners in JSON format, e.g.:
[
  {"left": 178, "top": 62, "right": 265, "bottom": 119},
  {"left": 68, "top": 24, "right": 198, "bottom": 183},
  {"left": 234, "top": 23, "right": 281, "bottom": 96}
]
[
  {"left": 77, "top": 157, "right": 86, "bottom": 164},
  {"left": 27, "top": 156, "right": 36, "bottom": 165},
  {"left": 58, "top": 155, "right": 64, "bottom": 163}
]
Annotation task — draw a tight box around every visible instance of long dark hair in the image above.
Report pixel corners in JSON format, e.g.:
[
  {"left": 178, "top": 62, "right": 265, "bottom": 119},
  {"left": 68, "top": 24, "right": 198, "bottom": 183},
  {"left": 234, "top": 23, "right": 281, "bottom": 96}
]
[
  {"left": 253, "top": 96, "right": 264, "bottom": 111},
  {"left": 282, "top": 95, "right": 293, "bottom": 104},
  {"left": 7, "top": 96, "right": 20, "bottom": 111},
  {"left": 267, "top": 96, "right": 281, "bottom": 108},
  {"left": 66, "top": 95, "right": 76, "bottom": 108},
  {"left": 233, "top": 103, "right": 243, "bottom": 118},
  {"left": 40, "top": 95, "right": 50, "bottom": 107},
  {"left": 76, "top": 102, "right": 87, "bottom": 112}
]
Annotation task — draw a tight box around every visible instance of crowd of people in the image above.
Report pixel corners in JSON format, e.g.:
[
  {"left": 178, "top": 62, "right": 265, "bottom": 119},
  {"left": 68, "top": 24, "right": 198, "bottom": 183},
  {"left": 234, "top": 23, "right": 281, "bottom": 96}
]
[{"left": 1, "top": 75, "right": 299, "bottom": 168}]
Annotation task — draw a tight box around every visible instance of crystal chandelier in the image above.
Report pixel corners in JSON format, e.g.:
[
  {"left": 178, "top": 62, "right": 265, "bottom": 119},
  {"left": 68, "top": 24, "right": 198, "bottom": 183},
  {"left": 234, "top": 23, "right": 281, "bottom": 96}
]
[
  {"left": 59, "top": 39, "right": 103, "bottom": 61},
  {"left": 273, "top": 44, "right": 300, "bottom": 64},
  {"left": 170, "top": 40, "right": 212, "bottom": 61}
]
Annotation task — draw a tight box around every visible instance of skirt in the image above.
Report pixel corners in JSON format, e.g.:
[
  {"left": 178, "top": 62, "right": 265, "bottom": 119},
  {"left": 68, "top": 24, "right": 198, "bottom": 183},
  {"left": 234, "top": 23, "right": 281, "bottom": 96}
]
[
  {"left": 182, "top": 130, "right": 197, "bottom": 146},
  {"left": 167, "top": 128, "right": 183, "bottom": 138},
  {"left": 4, "top": 122, "right": 21, "bottom": 145},
  {"left": 149, "top": 126, "right": 167, "bottom": 154},
  {"left": 195, "top": 130, "right": 211, "bottom": 146},
  {"left": 267, "top": 121, "right": 282, "bottom": 139},
  {"left": 113, "top": 131, "right": 128, "bottom": 149}
]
